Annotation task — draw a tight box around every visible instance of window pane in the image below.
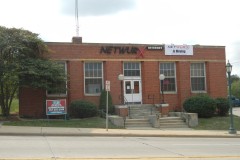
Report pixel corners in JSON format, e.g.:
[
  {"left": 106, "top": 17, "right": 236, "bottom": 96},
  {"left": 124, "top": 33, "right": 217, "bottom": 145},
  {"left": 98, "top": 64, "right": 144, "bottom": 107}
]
[
  {"left": 85, "top": 78, "right": 102, "bottom": 94},
  {"left": 85, "top": 62, "right": 103, "bottom": 94},
  {"left": 190, "top": 63, "right": 205, "bottom": 91},
  {"left": 160, "top": 63, "right": 176, "bottom": 92},
  {"left": 124, "top": 62, "right": 141, "bottom": 77}
]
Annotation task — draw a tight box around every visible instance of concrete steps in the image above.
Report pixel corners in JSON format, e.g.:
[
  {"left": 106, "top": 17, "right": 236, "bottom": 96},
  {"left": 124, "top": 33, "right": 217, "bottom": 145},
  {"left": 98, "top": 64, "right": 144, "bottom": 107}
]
[
  {"left": 159, "top": 117, "right": 188, "bottom": 129},
  {"left": 125, "top": 104, "right": 156, "bottom": 129},
  {"left": 124, "top": 104, "right": 189, "bottom": 129},
  {"left": 125, "top": 118, "right": 152, "bottom": 129},
  {"left": 128, "top": 104, "right": 157, "bottom": 119}
]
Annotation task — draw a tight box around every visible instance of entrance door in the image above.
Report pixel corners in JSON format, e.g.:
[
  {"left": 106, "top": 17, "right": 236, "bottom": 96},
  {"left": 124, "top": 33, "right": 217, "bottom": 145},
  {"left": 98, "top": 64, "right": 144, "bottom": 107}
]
[{"left": 124, "top": 80, "right": 142, "bottom": 104}]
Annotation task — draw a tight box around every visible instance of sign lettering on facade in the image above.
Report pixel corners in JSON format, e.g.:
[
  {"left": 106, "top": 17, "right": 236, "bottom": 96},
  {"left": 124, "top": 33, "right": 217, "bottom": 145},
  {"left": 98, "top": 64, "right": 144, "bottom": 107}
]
[
  {"left": 165, "top": 44, "right": 193, "bottom": 55},
  {"left": 100, "top": 46, "right": 139, "bottom": 54},
  {"left": 146, "top": 46, "right": 164, "bottom": 50}
]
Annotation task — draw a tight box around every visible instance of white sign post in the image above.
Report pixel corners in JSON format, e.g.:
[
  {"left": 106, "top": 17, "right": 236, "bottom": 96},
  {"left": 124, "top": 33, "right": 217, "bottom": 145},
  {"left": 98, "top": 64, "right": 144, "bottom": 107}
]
[{"left": 105, "top": 80, "right": 110, "bottom": 131}]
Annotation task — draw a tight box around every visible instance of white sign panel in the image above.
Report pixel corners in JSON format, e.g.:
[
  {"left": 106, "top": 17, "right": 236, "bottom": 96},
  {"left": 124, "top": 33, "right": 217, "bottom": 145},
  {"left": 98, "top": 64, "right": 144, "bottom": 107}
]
[
  {"left": 105, "top": 80, "right": 110, "bottom": 91},
  {"left": 165, "top": 44, "right": 193, "bottom": 55}
]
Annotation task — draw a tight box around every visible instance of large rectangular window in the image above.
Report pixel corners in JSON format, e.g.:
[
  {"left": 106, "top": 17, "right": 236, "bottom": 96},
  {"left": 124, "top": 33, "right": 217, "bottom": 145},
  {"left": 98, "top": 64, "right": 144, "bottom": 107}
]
[
  {"left": 160, "top": 63, "right": 176, "bottom": 92},
  {"left": 191, "top": 63, "right": 206, "bottom": 92},
  {"left": 47, "top": 61, "right": 67, "bottom": 96},
  {"left": 124, "top": 62, "right": 141, "bottom": 77},
  {"left": 84, "top": 62, "right": 103, "bottom": 95}
]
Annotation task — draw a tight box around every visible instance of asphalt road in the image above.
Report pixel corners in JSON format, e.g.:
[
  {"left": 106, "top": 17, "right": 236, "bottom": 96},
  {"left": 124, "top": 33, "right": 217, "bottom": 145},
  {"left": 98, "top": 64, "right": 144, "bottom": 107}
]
[{"left": 0, "top": 136, "right": 240, "bottom": 160}]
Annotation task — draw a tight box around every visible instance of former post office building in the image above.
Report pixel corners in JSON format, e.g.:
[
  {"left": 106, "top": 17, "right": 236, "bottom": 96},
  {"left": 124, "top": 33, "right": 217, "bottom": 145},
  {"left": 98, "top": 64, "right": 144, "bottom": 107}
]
[{"left": 19, "top": 37, "right": 227, "bottom": 118}]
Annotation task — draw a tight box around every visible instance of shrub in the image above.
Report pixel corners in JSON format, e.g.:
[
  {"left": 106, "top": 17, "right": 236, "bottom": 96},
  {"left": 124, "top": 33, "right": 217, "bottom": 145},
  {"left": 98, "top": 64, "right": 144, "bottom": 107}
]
[
  {"left": 183, "top": 94, "right": 216, "bottom": 118},
  {"left": 215, "top": 97, "right": 229, "bottom": 116},
  {"left": 69, "top": 100, "right": 98, "bottom": 118},
  {"left": 99, "top": 90, "right": 114, "bottom": 114}
]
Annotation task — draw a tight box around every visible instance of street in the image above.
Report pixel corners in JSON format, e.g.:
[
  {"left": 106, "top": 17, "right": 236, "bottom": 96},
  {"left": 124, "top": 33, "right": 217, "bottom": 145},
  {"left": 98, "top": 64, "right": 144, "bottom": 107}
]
[{"left": 0, "top": 136, "right": 240, "bottom": 160}]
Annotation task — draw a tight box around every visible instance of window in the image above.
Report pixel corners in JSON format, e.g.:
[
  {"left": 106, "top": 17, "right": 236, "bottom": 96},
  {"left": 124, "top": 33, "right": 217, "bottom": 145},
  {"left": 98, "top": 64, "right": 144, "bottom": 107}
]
[
  {"left": 124, "top": 62, "right": 141, "bottom": 76},
  {"left": 84, "top": 62, "right": 103, "bottom": 95},
  {"left": 191, "top": 63, "right": 206, "bottom": 92},
  {"left": 160, "top": 63, "right": 176, "bottom": 92},
  {"left": 47, "top": 61, "right": 67, "bottom": 96}
]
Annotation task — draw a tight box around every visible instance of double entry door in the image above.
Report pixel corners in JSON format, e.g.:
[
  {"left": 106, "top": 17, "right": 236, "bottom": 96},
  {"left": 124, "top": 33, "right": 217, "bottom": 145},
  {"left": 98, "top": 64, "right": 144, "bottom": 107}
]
[{"left": 124, "top": 79, "right": 142, "bottom": 104}]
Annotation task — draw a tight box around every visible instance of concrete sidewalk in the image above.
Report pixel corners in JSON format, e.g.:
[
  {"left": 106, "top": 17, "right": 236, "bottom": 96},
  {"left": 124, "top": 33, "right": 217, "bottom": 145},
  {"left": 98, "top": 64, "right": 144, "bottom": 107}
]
[{"left": 0, "top": 125, "right": 239, "bottom": 138}]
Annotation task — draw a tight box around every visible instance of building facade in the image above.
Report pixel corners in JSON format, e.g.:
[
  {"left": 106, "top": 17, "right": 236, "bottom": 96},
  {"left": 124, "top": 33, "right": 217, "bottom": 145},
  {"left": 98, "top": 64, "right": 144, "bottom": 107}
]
[{"left": 19, "top": 37, "right": 228, "bottom": 118}]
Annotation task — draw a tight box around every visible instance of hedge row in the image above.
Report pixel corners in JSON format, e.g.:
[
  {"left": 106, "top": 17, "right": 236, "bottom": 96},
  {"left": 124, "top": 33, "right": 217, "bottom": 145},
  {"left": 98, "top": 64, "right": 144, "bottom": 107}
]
[{"left": 183, "top": 94, "right": 230, "bottom": 118}]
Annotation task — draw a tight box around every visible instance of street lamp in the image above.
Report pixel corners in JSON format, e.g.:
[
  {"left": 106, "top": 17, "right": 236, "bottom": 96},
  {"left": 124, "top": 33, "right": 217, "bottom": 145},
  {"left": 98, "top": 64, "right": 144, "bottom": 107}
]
[
  {"left": 226, "top": 60, "right": 237, "bottom": 134},
  {"left": 118, "top": 74, "right": 124, "bottom": 104},
  {"left": 159, "top": 74, "right": 165, "bottom": 104}
]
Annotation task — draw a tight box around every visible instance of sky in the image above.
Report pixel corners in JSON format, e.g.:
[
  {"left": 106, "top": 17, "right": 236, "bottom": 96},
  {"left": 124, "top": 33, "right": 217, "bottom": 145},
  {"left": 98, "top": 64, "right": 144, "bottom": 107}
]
[{"left": 0, "top": 0, "right": 239, "bottom": 75}]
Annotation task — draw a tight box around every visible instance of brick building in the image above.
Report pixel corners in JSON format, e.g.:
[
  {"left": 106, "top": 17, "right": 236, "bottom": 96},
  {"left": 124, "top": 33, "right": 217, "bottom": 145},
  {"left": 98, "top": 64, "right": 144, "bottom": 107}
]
[{"left": 19, "top": 37, "right": 228, "bottom": 118}]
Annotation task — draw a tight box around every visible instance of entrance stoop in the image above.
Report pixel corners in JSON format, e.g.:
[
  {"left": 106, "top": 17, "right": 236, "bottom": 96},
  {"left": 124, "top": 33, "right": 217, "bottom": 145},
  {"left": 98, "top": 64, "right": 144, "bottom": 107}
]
[
  {"left": 125, "top": 104, "right": 157, "bottom": 129},
  {"left": 124, "top": 104, "right": 189, "bottom": 129}
]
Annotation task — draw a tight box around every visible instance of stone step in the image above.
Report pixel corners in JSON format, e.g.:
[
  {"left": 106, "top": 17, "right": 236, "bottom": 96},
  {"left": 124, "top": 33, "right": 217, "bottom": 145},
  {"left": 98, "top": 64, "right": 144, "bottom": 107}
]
[
  {"left": 128, "top": 104, "right": 158, "bottom": 119},
  {"left": 158, "top": 117, "right": 188, "bottom": 129},
  {"left": 125, "top": 118, "right": 152, "bottom": 128}
]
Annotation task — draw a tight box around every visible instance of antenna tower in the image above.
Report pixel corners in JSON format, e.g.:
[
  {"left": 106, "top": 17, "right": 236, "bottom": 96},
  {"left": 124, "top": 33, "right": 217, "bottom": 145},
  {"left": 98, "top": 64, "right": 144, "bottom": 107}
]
[{"left": 75, "top": 0, "right": 79, "bottom": 37}]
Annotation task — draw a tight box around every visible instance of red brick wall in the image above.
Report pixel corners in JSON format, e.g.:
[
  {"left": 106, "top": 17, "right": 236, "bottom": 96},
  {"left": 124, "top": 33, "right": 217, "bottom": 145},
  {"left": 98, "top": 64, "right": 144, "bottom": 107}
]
[
  {"left": 19, "top": 42, "right": 228, "bottom": 118},
  {"left": 19, "top": 87, "right": 45, "bottom": 118}
]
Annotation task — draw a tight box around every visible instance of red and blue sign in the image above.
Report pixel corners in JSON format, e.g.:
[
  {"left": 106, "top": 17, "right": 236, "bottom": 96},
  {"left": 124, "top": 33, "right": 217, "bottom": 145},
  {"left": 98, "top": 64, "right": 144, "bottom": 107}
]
[{"left": 46, "top": 99, "right": 67, "bottom": 115}]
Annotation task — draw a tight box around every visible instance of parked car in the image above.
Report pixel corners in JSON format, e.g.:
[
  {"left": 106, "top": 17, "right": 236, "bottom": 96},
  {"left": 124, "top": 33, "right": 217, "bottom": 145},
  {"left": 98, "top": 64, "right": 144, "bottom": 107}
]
[{"left": 229, "top": 96, "right": 240, "bottom": 107}]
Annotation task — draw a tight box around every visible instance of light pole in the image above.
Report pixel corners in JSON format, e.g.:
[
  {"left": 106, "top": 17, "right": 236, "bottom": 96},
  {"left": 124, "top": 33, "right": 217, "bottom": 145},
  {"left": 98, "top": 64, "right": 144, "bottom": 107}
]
[
  {"left": 159, "top": 74, "right": 165, "bottom": 104},
  {"left": 118, "top": 74, "right": 124, "bottom": 104},
  {"left": 226, "top": 61, "right": 237, "bottom": 134}
]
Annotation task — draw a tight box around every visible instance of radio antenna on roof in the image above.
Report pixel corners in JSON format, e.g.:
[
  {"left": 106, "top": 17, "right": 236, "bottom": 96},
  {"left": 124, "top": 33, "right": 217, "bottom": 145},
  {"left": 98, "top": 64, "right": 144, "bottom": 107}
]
[{"left": 75, "top": 0, "right": 79, "bottom": 37}]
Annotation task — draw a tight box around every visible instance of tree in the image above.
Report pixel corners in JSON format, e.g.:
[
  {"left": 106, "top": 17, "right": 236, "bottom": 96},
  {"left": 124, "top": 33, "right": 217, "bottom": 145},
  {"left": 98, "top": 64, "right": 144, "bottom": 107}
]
[
  {"left": 0, "top": 26, "right": 66, "bottom": 117},
  {"left": 231, "top": 74, "right": 240, "bottom": 83},
  {"left": 232, "top": 80, "right": 240, "bottom": 99}
]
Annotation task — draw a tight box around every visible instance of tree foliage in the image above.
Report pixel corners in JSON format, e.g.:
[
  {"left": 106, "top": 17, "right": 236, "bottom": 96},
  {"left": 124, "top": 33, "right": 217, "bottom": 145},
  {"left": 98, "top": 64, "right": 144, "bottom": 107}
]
[
  {"left": 231, "top": 74, "right": 240, "bottom": 83},
  {"left": 231, "top": 79, "right": 240, "bottom": 99},
  {"left": 99, "top": 90, "right": 114, "bottom": 114},
  {"left": 0, "top": 26, "right": 66, "bottom": 117}
]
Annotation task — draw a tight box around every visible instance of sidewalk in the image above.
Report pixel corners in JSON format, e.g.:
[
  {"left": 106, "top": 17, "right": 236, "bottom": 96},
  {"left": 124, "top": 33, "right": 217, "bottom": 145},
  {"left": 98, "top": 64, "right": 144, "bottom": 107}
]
[{"left": 0, "top": 125, "right": 239, "bottom": 138}]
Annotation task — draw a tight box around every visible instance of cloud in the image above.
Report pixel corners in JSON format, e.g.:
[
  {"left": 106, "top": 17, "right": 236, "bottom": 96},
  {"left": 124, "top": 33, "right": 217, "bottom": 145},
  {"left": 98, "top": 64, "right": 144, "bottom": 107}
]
[
  {"left": 226, "top": 41, "right": 240, "bottom": 75},
  {"left": 60, "top": 0, "right": 136, "bottom": 16}
]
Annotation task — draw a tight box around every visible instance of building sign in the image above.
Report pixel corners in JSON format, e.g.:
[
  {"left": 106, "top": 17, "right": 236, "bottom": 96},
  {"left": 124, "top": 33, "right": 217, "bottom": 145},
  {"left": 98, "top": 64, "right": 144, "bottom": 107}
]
[
  {"left": 100, "top": 46, "right": 145, "bottom": 58},
  {"left": 46, "top": 99, "right": 67, "bottom": 115},
  {"left": 165, "top": 44, "right": 193, "bottom": 55},
  {"left": 100, "top": 46, "right": 139, "bottom": 54},
  {"left": 146, "top": 45, "right": 164, "bottom": 50}
]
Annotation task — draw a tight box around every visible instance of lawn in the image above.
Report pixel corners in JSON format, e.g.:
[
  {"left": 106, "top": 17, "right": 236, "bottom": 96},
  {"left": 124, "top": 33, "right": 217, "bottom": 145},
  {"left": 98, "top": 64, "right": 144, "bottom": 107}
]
[
  {"left": 193, "top": 115, "right": 240, "bottom": 130},
  {"left": 2, "top": 117, "right": 123, "bottom": 129},
  {"left": 1, "top": 99, "right": 240, "bottom": 130}
]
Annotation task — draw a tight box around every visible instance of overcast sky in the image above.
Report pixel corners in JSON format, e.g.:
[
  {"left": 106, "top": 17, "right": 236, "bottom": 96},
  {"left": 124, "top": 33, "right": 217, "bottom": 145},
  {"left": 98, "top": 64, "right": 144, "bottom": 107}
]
[{"left": 0, "top": 0, "right": 239, "bottom": 75}]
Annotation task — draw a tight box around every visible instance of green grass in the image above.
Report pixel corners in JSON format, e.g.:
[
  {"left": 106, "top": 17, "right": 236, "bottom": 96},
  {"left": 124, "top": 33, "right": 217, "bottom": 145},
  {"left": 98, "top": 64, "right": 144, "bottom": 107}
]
[
  {"left": 0, "top": 98, "right": 19, "bottom": 114},
  {"left": 3, "top": 117, "right": 123, "bottom": 129},
  {"left": 193, "top": 115, "right": 240, "bottom": 130}
]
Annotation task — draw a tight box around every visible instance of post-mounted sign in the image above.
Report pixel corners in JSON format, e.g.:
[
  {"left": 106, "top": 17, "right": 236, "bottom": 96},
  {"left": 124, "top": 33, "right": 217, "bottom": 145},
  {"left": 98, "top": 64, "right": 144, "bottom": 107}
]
[
  {"left": 105, "top": 80, "right": 110, "bottom": 91},
  {"left": 46, "top": 99, "right": 67, "bottom": 115}
]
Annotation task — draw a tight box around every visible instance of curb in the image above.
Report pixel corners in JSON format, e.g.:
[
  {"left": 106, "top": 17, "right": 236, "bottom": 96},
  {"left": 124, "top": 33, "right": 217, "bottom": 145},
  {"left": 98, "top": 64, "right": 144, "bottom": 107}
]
[{"left": 0, "top": 132, "right": 240, "bottom": 138}]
